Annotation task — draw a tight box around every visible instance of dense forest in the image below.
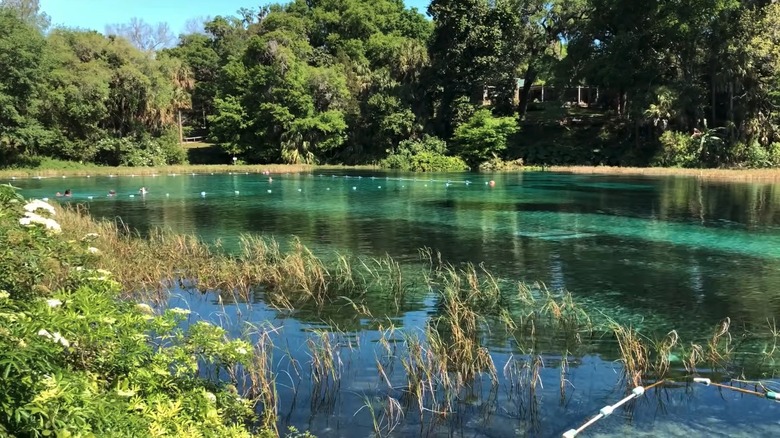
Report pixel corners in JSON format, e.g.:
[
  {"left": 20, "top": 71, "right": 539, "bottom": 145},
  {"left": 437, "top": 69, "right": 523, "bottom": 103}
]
[{"left": 2, "top": 0, "right": 780, "bottom": 169}]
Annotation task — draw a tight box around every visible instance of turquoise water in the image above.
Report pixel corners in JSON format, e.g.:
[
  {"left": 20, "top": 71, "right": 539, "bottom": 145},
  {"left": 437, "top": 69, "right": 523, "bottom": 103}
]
[{"left": 12, "top": 170, "right": 780, "bottom": 436}]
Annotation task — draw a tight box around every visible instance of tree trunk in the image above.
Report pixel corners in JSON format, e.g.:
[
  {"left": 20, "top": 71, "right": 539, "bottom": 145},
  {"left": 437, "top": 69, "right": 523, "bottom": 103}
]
[
  {"left": 518, "top": 66, "right": 538, "bottom": 118},
  {"left": 178, "top": 110, "right": 183, "bottom": 145},
  {"left": 710, "top": 67, "right": 717, "bottom": 128},
  {"left": 728, "top": 81, "right": 734, "bottom": 142}
]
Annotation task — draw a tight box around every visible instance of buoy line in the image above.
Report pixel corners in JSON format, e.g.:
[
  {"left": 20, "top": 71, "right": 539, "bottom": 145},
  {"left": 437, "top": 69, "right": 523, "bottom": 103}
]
[{"left": 562, "top": 377, "right": 778, "bottom": 437}]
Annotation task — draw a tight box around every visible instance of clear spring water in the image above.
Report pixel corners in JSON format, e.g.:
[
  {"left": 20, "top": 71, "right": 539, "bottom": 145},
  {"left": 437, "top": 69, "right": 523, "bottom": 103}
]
[{"left": 12, "top": 170, "right": 780, "bottom": 436}]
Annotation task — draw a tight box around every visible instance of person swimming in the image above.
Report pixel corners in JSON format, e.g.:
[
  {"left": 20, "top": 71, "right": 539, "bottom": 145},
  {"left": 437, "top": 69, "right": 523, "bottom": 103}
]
[
  {"left": 64, "top": 189, "right": 72, "bottom": 197},
  {"left": 108, "top": 190, "right": 116, "bottom": 197},
  {"left": 139, "top": 187, "right": 148, "bottom": 195}
]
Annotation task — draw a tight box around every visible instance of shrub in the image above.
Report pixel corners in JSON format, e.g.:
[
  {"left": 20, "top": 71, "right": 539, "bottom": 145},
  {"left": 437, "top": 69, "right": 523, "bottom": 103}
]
[
  {"left": 382, "top": 136, "right": 468, "bottom": 172},
  {"left": 651, "top": 131, "right": 700, "bottom": 168},
  {"left": 93, "top": 134, "right": 186, "bottom": 167},
  {"left": 452, "top": 109, "right": 518, "bottom": 168},
  {"left": 158, "top": 129, "right": 188, "bottom": 165},
  {"left": 0, "top": 186, "right": 269, "bottom": 437},
  {"left": 739, "top": 141, "right": 780, "bottom": 168}
]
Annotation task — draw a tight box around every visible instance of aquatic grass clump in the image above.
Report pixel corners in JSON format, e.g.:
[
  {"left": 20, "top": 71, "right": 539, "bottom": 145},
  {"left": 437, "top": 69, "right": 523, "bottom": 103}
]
[
  {"left": 356, "top": 393, "right": 405, "bottom": 438},
  {"left": 651, "top": 330, "right": 679, "bottom": 378},
  {"left": 606, "top": 316, "right": 778, "bottom": 387},
  {"left": 429, "top": 261, "right": 506, "bottom": 314},
  {"left": 55, "top": 205, "right": 415, "bottom": 312},
  {"left": 307, "top": 329, "right": 349, "bottom": 412},
  {"left": 613, "top": 324, "right": 649, "bottom": 387},
  {"left": 369, "top": 255, "right": 407, "bottom": 311},
  {"left": 243, "top": 323, "right": 280, "bottom": 434},
  {"left": 540, "top": 288, "right": 592, "bottom": 335}
]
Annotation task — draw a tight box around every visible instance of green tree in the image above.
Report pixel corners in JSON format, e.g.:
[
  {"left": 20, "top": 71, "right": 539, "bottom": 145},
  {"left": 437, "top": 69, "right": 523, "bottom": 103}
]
[
  {"left": 515, "top": 0, "right": 587, "bottom": 116},
  {"left": 0, "top": 10, "right": 50, "bottom": 162},
  {"left": 452, "top": 108, "right": 518, "bottom": 167},
  {"left": 0, "top": 0, "right": 49, "bottom": 30},
  {"left": 427, "top": 0, "right": 502, "bottom": 137}
]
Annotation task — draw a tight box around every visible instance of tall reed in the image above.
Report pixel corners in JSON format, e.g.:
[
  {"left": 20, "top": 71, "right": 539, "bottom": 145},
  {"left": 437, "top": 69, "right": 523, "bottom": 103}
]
[
  {"left": 613, "top": 324, "right": 649, "bottom": 387},
  {"left": 56, "top": 205, "right": 409, "bottom": 311},
  {"left": 244, "top": 323, "right": 279, "bottom": 433}
]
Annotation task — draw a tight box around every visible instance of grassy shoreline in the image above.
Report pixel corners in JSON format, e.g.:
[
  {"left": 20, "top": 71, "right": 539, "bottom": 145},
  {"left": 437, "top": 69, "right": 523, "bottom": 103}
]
[
  {"left": 0, "top": 163, "right": 382, "bottom": 179},
  {"left": 4, "top": 160, "right": 780, "bottom": 182},
  {"left": 548, "top": 165, "right": 780, "bottom": 181}
]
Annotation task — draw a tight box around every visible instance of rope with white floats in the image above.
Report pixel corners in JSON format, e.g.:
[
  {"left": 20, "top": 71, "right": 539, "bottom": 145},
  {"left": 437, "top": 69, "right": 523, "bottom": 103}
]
[
  {"left": 563, "top": 377, "right": 779, "bottom": 437},
  {"left": 562, "top": 380, "right": 665, "bottom": 438},
  {"left": 692, "top": 377, "right": 780, "bottom": 401}
]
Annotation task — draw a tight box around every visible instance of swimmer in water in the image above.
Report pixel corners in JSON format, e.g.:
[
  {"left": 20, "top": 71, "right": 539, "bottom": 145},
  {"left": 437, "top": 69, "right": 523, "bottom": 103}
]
[
  {"left": 139, "top": 187, "right": 148, "bottom": 195},
  {"left": 64, "top": 189, "right": 72, "bottom": 197},
  {"left": 108, "top": 190, "right": 116, "bottom": 197}
]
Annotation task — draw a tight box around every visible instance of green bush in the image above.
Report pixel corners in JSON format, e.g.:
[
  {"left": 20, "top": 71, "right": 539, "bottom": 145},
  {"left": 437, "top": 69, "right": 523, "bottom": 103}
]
[
  {"left": 382, "top": 136, "right": 468, "bottom": 172},
  {"left": 93, "top": 135, "right": 186, "bottom": 167},
  {"left": 452, "top": 109, "right": 518, "bottom": 168},
  {"left": 0, "top": 186, "right": 274, "bottom": 437},
  {"left": 739, "top": 141, "right": 780, "bottom": 168},
  {"left": 651, "top": 131, "right": 700, "bottom": 168},
  {"left": 0, "top": 186, "right": 88, "bottom": 300},
  {"left": 158, "top": 129, "right": 188, "bottom": 165}
]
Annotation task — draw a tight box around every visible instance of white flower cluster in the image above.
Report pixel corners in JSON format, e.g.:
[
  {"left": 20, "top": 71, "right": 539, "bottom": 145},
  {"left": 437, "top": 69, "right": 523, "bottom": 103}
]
[
  {"left": 37, "top": 329, "right": 70, "bottom": 347},
  {"left": 24, "top": 200, "right": 56, "bottom": 216},
  {"left": 19, "top": 212, "right": 61, "bottom": 233},
  {"left": 169, "top": 307, "right": 191, "bottom": 315},
  {"left": 46, "top": 299, "right": 63, "bottom": 308},
  {"left": 18, "top": 200, "right": 62, "bottom": 233}
]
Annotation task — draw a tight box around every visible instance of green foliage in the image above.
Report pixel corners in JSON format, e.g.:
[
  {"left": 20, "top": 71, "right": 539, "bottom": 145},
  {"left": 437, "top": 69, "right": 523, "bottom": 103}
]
[
  {"left": 732, "top": 141, "right": 780, "bottom": 168},
  {"left": 0, "top": 191, "right": 86, "bottom": 300},
  {"left": 6, "top": 0, "right": 780, "bottom": 168},
  {"left": 452, "top": 109, "right": 518, "bottom": 167},
  {"left": 382, "top": 136, "right": 468, "bottom": 172},
  {"left": 652, "top": 131, "right": 700, "bottom": 168},
  {"left": 0, "top": 18, "right": 190, "bottom": 167},
  {"left": 190, "top": 0, "right": 432, "bottom": 165},
  {"left": 94, "top": 134, "right": 186, "bottom": 167},
  {"left": 0, "top": 188, "right": 268, "bottom": 437},
  {"left": 0, "top": 10, "right": 50, "bottom": 162}
]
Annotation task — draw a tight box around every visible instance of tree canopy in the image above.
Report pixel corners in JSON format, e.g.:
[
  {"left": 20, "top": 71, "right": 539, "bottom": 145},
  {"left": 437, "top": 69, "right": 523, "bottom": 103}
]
[{"left": 3, "top": 0, "right": 780, "bottom": 169}]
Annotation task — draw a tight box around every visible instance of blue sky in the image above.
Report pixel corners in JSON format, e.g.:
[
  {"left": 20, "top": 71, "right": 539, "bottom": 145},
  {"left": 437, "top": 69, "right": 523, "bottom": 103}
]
[{"left": 40, "top": 0, "right": 431, "bottom": 35}]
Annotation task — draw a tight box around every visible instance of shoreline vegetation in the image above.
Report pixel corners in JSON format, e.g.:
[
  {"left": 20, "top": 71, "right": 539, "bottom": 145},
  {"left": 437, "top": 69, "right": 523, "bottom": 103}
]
[
  {"left": 4, "top": 1, "right": 780, "bottom": 180},
  {"left": 5, "top": 162, "right": 780, "bottom": 183},
  {"left": 549, "top": 166, "right": 780, "bottom": 181},
  {"left": 2, "top": 185, "right": 779, "bottom": 436},
  {"left": 0, "top": 163, "right": 352, "bottom": 179}
]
